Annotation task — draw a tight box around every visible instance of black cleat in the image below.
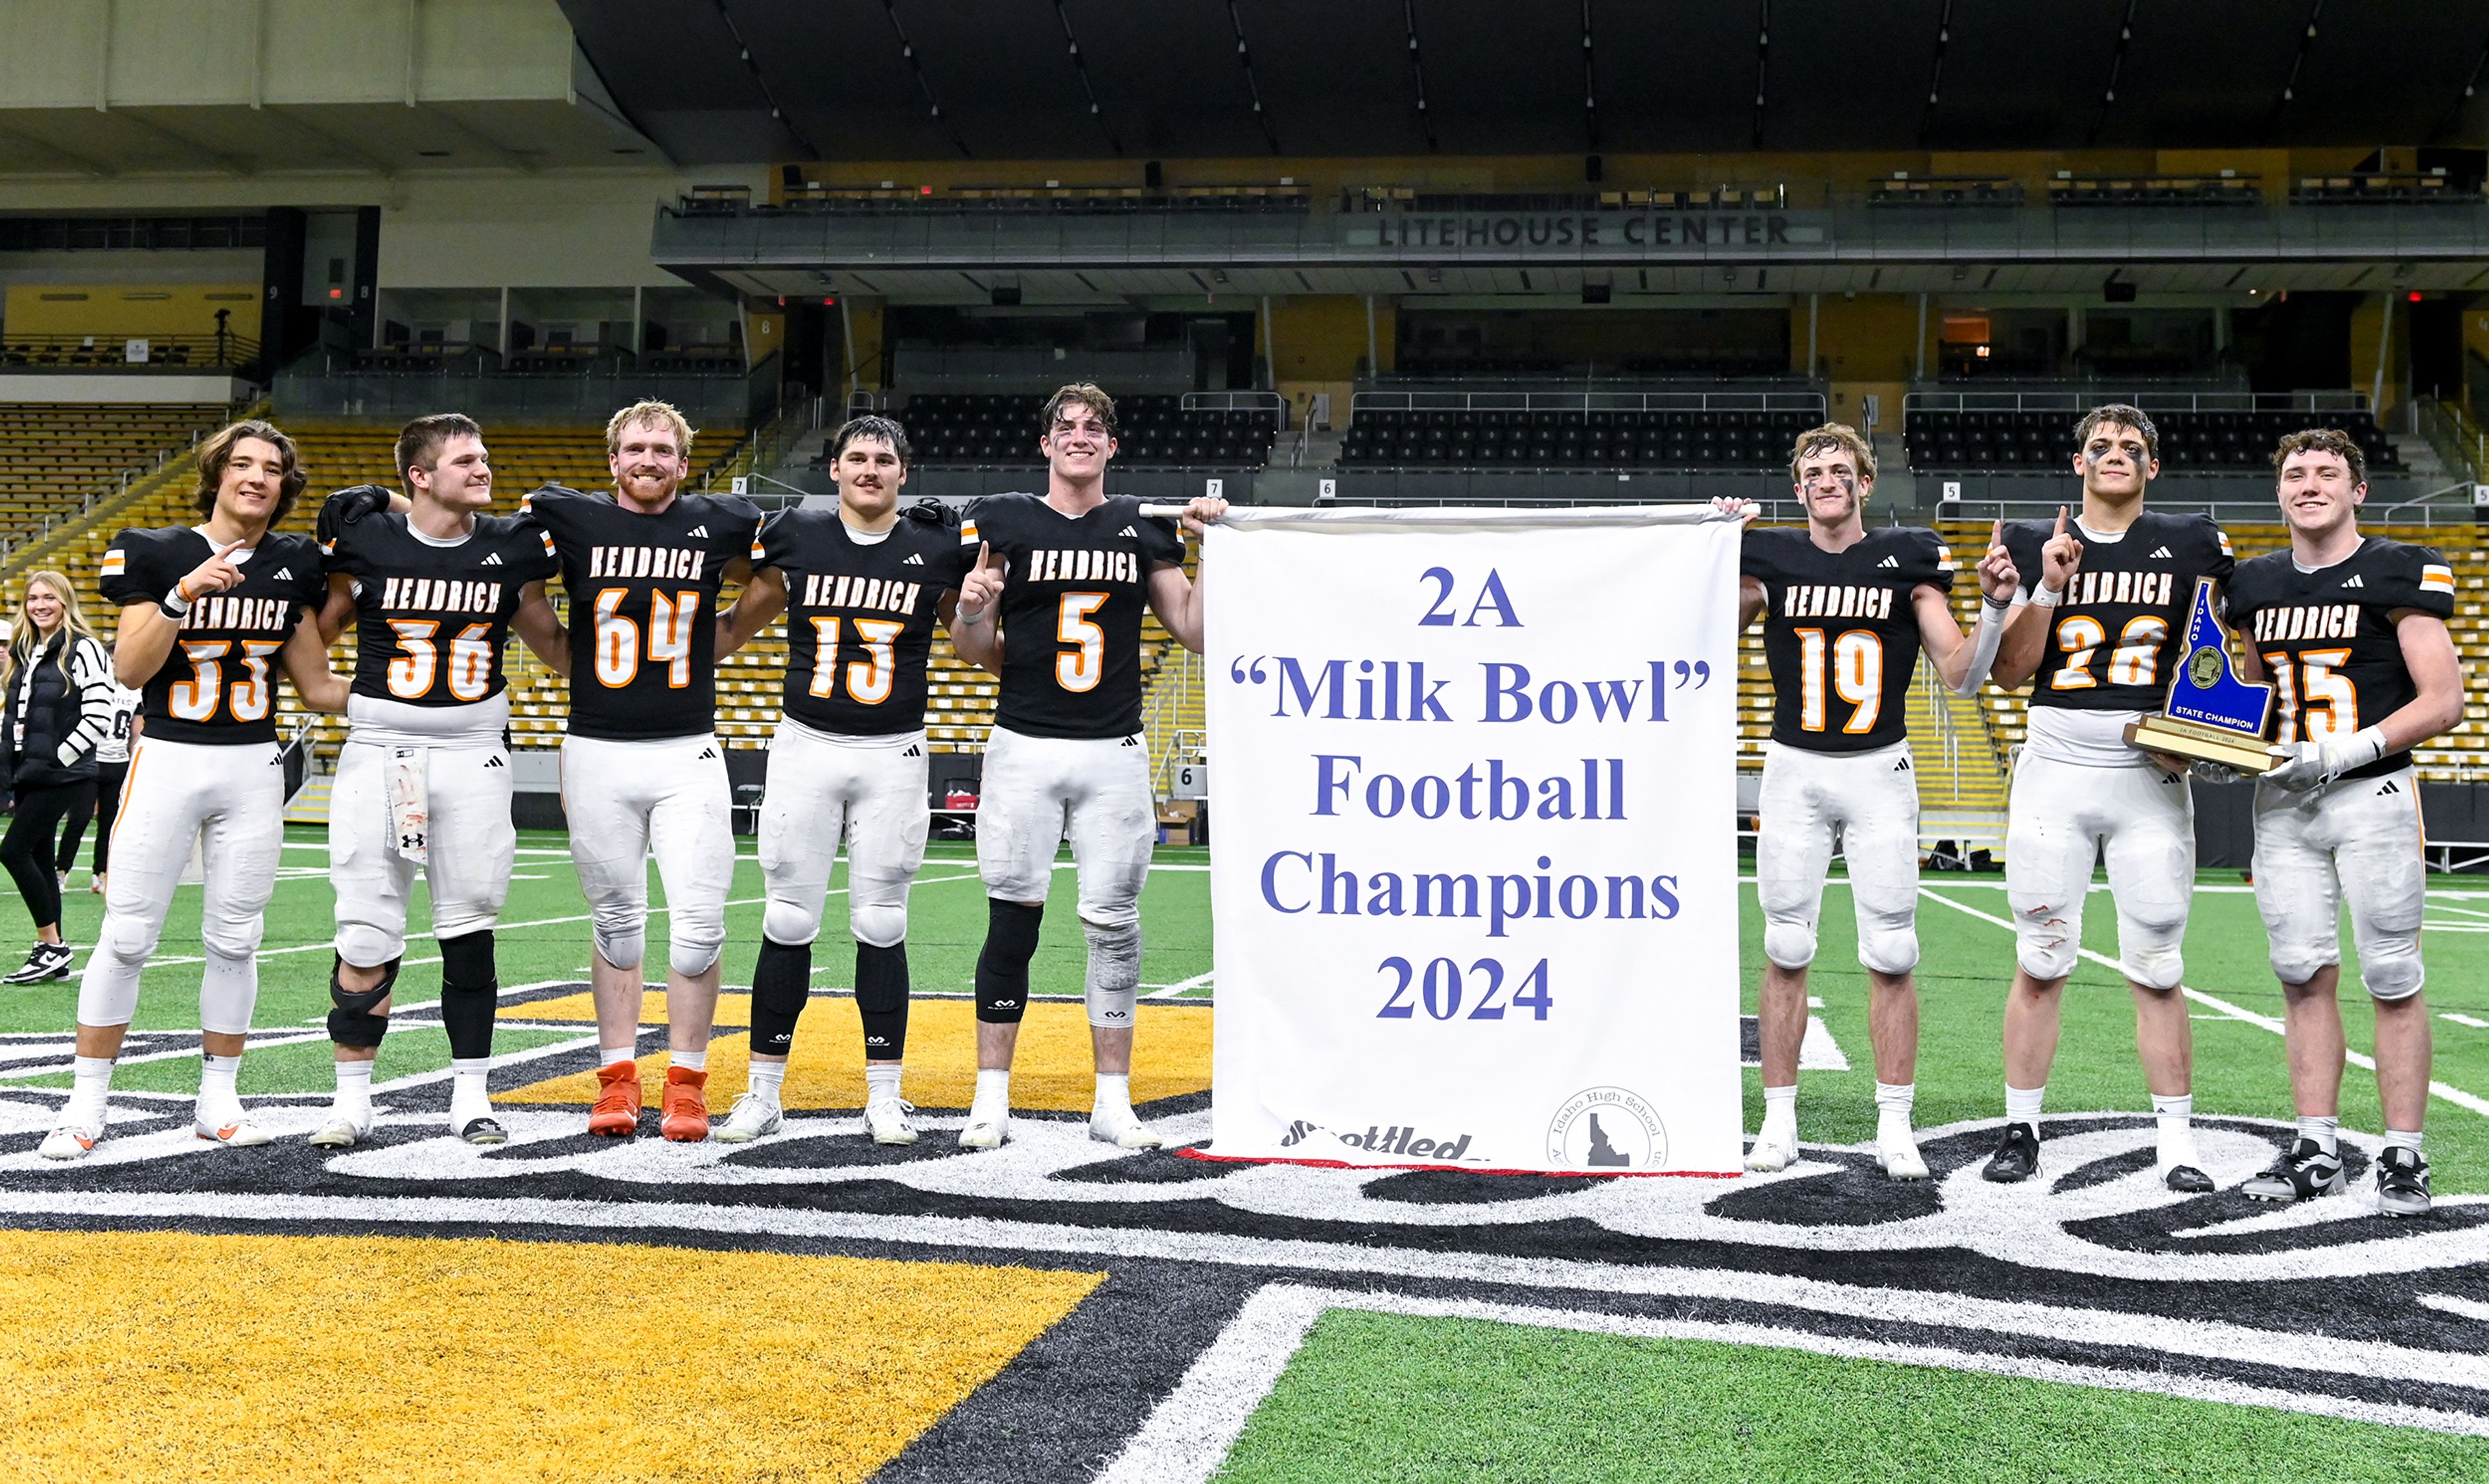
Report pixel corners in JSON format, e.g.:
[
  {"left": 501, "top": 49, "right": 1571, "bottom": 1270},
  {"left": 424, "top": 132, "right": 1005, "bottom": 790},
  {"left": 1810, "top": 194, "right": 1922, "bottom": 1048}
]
[
  {"left": 2376, "top": 1146, "right": 2432, "bottom": 1218},
  {"left": 2162, "top": 1165, "right": 2214, "bottom": 1194},
  {"left": 2240, "top": 1139, "right": 2345, "bottom": 1203},
  {"left": 458, "top": 1115, "right": 508, "bottom": 1146},
  {"left": 1982, "top": 1122, "right": 2040, "bottom": 1183}
]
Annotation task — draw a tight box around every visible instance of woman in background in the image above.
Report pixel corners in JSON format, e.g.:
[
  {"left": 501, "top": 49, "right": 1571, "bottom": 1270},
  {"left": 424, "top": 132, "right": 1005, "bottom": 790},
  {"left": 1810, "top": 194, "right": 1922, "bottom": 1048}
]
[
  {"left": 0, "top": 572, "right": 113, "bottom": 983},
  {"left": 54, "top": 662, "right": 141, "bottom": 894}
]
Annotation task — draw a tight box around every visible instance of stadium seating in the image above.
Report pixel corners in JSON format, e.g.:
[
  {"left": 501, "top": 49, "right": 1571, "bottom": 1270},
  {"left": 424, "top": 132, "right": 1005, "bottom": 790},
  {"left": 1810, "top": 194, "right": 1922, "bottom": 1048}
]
[
  {"left": 0, "top": 402, "right": 228, "bottom": 554},
  {"left": 1339, "top": 404, "right": 1822, "bottom": 470},
  {"left": 881, "top": 392, "right": 1278, "bottom": 470},
  {"left": 1904, "top": 406, "right": 2401, "bottom": 474}
]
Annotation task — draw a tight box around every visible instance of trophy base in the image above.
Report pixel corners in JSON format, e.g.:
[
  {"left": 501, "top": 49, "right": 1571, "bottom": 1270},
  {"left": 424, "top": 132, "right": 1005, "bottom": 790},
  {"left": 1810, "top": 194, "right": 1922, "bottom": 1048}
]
[{"left": 2123, "top": 717, "right": 2280, "bottom": 774}]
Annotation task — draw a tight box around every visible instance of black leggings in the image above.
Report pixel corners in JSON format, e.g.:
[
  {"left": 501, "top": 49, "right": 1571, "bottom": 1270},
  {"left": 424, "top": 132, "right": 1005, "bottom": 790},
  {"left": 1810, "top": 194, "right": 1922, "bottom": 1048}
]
[
  {"left": 54, "top": 772, "right": 104, "bottom": 875},
  {"left": 1, "top": 780, "right": 86, "bottom": 931}
]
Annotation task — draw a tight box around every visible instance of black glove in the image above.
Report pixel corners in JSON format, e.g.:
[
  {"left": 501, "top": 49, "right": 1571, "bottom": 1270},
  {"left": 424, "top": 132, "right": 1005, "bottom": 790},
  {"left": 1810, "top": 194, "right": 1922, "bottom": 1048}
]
[
  {"left": 317, "top": 483, "right": 393, "bottom": 545},
  {"left": 904, "top": 497, "right": 957, "bottom": 529}
]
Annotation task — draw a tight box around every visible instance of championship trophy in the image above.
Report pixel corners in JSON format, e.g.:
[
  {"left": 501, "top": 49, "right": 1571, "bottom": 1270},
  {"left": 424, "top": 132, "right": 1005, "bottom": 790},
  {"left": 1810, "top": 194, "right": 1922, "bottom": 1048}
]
[{"left": 2122, "top": 577, "right": 2282, "bottom": 772}]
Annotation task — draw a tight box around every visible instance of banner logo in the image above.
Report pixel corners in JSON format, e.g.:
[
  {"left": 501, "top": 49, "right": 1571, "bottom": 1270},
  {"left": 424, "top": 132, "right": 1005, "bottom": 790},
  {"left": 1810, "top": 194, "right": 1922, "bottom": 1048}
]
[{"left": 1546, "top": 1086, "right": 1665, "bottom": 1169}]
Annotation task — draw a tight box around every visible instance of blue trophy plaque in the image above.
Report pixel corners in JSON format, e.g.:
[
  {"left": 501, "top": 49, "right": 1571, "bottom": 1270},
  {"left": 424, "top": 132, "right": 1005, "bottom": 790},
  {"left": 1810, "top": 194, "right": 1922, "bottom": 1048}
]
[{"left": 2121, "top": 577, "right": 2282, "bottom": 772}]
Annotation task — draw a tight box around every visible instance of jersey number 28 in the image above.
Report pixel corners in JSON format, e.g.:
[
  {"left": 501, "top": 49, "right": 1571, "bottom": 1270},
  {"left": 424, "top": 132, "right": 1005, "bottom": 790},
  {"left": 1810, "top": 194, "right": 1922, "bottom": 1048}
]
[{"left": 2050, "top": 614, "right": 2166, "bottom": 691}]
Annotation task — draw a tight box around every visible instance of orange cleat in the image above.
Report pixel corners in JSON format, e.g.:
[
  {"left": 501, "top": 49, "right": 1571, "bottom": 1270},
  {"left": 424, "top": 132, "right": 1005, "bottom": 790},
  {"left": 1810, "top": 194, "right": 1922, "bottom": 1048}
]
[
  {"left": 660, "top": 1066, "right": 710, "bottom": 1142},
  {"left": 588, "top": 1061, "right": 643, "bottom": 1137}
]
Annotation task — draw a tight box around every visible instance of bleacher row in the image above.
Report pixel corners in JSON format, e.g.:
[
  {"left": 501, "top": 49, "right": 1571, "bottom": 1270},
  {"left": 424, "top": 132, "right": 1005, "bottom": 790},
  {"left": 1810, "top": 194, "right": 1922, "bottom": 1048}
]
[
  {"left": 1904, "top": 408, "right": 2401, "bottom": 473},
  {"left": 1340, "top": 407, "right": 1823, "bottom": 470},
  {"left": 864, "top": 393, "right": 1280, "bottom": 470},
  {"left": 0, "top": 404, "right": 227, "bottom": 554}
]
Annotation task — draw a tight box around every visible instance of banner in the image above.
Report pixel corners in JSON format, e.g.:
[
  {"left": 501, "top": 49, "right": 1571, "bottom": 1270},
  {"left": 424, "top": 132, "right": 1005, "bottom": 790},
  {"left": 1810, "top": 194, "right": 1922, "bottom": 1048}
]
[{"left": 1202, "top": 506, "right": 1743, "bottom": 1175}]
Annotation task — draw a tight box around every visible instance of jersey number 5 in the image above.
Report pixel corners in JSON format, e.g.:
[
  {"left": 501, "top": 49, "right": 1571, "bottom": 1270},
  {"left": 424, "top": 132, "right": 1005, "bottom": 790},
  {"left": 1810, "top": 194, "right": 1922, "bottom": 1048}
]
[
  {"left": 806, "top": 616, "right": 901, "bottom": 704},
  {"left": 167, "top": 639, "right": 281, "bottom": 723},
  {"left": 1055, "top": 592, "right": 1107, "bottom": 692},
  {"left": 1794, "top": 627, "right": 1882, "bottom": 734},
  {"left": 593, "top": 589, "right": 699, "bottom": 689}
]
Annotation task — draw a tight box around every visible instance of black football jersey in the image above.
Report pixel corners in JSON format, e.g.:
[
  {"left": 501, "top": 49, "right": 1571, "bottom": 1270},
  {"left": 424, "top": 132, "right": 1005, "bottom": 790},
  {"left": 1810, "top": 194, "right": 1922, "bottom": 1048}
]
[
  {"left": 2226, "top": 537, "right": 2456, "bottom": 780},
  {"left": 963, "top": 493, "right": 1187, "bottom": 740},
  {"left": 321, "top": 512, "right": 561, "bottom": 707},
  {"left": 756, "top": 508, "right": 974, "bottom": 735},
  {"left": 1743, "top": 525, "right": 1954, "bottom": 751},
  {"left": 97, "top": 525, "right": 325, "bottom": 745},
  {"left": 521, "top": 485, "right": 763, "bottom": 741},
  {"left": 2003, "top": 509, "right": 2235, "bottom": 712}
]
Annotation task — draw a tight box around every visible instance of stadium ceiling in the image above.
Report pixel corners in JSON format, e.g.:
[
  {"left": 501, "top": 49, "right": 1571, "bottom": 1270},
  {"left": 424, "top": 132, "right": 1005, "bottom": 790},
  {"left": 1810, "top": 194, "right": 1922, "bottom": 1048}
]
[{"left": 561, "top": 0, "right": 2489, "bottom": 165}]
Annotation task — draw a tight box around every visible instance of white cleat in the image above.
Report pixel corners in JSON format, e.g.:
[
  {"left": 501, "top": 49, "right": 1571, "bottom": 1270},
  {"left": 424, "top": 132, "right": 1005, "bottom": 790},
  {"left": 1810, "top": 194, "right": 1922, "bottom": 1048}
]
[
  {"left": 712, "top": 1094, "right": 782, "bottom": 1144},
  {"left": 307, "top": 1113, "right": 368, "bottom": 1149},
  {"left": 865, "top": 1096, "right": 918, "bottom": 1146},
  {"left": 1878, "top": 1135, "right": 1930, "bottom": 1181},
  {"left": 195, "top": 1113, "right": 272, "bottom": 1147},
  {"left": 1744, "top": 1131, "right": 1797, "bottom": 1173},
  {"left": 957, "top": 1111, "right": 1010, "bottom": 1149},
  {"left": 1089, "top": 1107, "right": 1164, "bottom": 1149},
  {"left": 38, "top": 1124, "right": 99, "bottom": 1161}
]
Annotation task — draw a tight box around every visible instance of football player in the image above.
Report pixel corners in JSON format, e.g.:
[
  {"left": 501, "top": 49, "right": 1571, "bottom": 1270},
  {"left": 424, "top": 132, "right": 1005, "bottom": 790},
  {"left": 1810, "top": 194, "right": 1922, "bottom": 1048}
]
[
  {"left": 525, "top": 401, "right": 762, "bottom": 1141},
  {"left": 710, "top": 415, "right": 972, "bottom": 1144},
  {"left": 1729, "top": 424, "right": 2018, "bottom": 1180},
  {"left": 1985, "top": 404, "right": 2235, "bottom": 1189},
  {"left": 947, "top": 383, "right": 1222, "bottom": 1150},
  {"left": 307, "top": 413, "right": 568, "bottom": 1148},
  {"left": 41, "top": 419, "right": 345, "bottom": 1159},
  {"left": 2228, "top": 430, "right": 2462, "bottom": 1216}
]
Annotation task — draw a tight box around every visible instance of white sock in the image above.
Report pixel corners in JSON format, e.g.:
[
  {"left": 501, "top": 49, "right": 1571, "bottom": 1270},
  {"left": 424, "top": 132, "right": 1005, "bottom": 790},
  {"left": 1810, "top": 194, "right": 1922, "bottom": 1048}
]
[
  {"left": 2005, "top": 1083, "right": 2044, "bottom": 1127},
  {"left": 749, "top": 1060, "right": 788, "bottom": 1100},
  {"left": 2386, "top": 1128, "right": 2424, "bottom": 1158},
  {"left": 599, "top": 1046, "right": 636, "bottom": 1071},
  {"left": 865, "top": 1064, "right": 902, "bottom": 1103},
  {"left": 1759, "top": 1084, "right": 1797, "bottom": 1136},
  {"left": 670, "top": 1048, "right": 707, "bottom": 1074},
  {"left": 450, "top": 1058, "right": 492, "bottom": 1123},
  {"left": 1093, "top": 1072, "right": 1134, "bottom": 1120},
  {"left": 2295, "top": 1114, "right": 2339, "bottom": 1155},
  {"left": 2152, "top": 1093, "right": 2197, "bottom": 1169},
  {"left": 200, "top": 1052, "right": 240, "bottom": 1101},
  {"left": 64, "top": 1055, "right": 113, "bottom": 1128},
  {"left": 972, "top": 1067, "right": 1011, "bottom": 1119},
  {"left": 331, "top": 1061, "right": 373, "bottom": 1122},
  {"left": 1875, "top": 1082, "right": 1915, "bottom": 1137}
]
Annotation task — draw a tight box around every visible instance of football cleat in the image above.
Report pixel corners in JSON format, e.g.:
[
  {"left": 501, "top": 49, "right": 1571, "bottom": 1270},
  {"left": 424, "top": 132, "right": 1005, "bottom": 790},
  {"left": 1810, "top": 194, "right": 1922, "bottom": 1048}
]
[
  {"left": 864, "top": 1096, "right": 918, "bottom": 1146},
  {"left": 1088, "top": 1107, "right": 1163, "bottom": 1149},
  {"left": 1878, "top": 1133, "right": 1929, "bottom": 1182},
  {"left": 307, "top": 1113, "right": 368, "bottom": 1149},
  {"left": 3, "top": 942, "right": 74, "bottom": 984},
  {"left": 1744, "top": 1131, "right": 1797, "bottom": 1174},
  {"left": 958, "top": 1111, "right": 1010, "bottom": 1149},
  {"left": 37, "top": 1124, "right": 98, "bottom": 1161},
  {"left": 1981, "top": 1122, "right": 2041, "bottom": 1183},
  {"left": 2162, "top": 1165, "right": 2214, "bottom": 1194},
  {"left": 587, "top": 1061, "right": 642, "bottom": 1137},
  {"left": 196, "top": 1114, "right": 272, "bottom": 1147},
  {"left": 456, "top": 1115, "right": 508, "bottom": 1146},
  {"left": 2376, "top": 1146, "right": 2432, "bottom": 1218},
  {"left": 2241, "top": 1139, "right": 2346, "bottom": 1204},
  {"left": 659, "top": 1066, "right": 709, "bottom": 1142},
  {"left": 712, "top": 1093, "right": 782, "bottom": 1144}
]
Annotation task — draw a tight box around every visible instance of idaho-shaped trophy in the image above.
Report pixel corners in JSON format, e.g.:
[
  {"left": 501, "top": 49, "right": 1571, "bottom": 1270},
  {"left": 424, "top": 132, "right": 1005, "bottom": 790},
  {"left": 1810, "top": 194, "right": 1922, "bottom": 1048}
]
[{"left": 2123, "top": 577, "right": 2282, "bottom": 772}]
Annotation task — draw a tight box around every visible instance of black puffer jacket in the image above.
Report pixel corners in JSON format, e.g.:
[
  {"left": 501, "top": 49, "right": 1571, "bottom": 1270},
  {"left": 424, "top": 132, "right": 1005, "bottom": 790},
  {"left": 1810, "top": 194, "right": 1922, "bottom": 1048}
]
[{"left": 4, "top": 631, "right": 111, "bottom": 789}]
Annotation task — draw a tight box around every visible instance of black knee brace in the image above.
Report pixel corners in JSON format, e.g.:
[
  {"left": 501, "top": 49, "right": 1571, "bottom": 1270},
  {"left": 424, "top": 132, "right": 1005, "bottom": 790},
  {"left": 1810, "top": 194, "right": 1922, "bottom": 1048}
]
[
  {"left": 436, "top": 930, "right": 498, "bottom": 1061},
  {"left": 328, "top": 955, "right": 401, "bottom": 1049},
  {"left": 855, "top": 940, "right": 909, "bottom": 1060},
  {"left": 974, "top": 898, "right": 1044, "bottom": 1024},
  {"left": 750, "top": 937, "right": 812, "bottom": 1056}
]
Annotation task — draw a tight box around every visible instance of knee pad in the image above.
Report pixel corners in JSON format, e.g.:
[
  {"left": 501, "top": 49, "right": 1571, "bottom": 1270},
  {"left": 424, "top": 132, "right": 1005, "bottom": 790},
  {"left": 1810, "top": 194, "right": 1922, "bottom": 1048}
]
[
  {"left": 2117, "top": 912, "right": 2187, "bottom": 991},
  {"left": 102, "top": 910, "right": 159, "bottom": 965},
  {"left": 327, "top": 956, "right": 400, "bottom": 1049},
  {"left": 1762, "top": 920, "right": 1817, "bottom": 971},
  {"left": 336, "top": 923, "right": 403, "bottom": 971},
  {"left": 855, "top": 940, "right": 909, "bottom": 1060},
  {"left": 2361, "top": 943, "right": 2425, "bottom": 1003},
  {"left": 749, "top": 937, "right": 812, "bottom": 1056},
  {"left": 1857, "top": 922, "right": 1920, "bottom": 977},
  {"left": 590, "top": 905, "right": 645, "bottom": 972},
  {"left": 199, "top": 912, "right": 268, "bottom": 964},
  {"left": 2267, "top": 944, "right": 2335, "bottom": 990},
  {"left": 76, "top": 959, "right": 140, "bottom": 1030},
  {"left": 848, "top": 899, "right": 907, "bottom": 951},
  {"left": 436, "top": 931, "right": 498, "bottom": 1061},
  {"left": 1082, "top": 918, "right": 1141, "bottom": 1029},
  {"left": 667, "top": 915, "right": 725, "bottom": 979},
  {"left": 2011, "top": 894, "right": 2081, "bottom": 983},
  {"left": 761, "top": 896, "right": 824, "bottom": 949},
  {"left": 975, "top": 898, "right": 1044, "bottom": 1024}
]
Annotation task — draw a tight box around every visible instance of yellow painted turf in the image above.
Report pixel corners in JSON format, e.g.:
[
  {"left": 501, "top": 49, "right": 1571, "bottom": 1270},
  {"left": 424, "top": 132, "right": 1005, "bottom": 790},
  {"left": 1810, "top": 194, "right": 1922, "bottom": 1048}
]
[
  {"left": 0, "top": 1229, "right": 1100, "bottom": 1484},
  {"left": 502, "top": 993, "right": 1212, "bottom": 1110}
]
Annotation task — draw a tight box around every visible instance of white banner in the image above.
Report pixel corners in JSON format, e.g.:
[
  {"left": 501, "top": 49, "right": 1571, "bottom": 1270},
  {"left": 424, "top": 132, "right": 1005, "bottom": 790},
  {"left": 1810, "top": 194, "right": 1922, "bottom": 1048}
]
[{"left": 1203, "top": 506, "right": 1743, "bottom": 1175}]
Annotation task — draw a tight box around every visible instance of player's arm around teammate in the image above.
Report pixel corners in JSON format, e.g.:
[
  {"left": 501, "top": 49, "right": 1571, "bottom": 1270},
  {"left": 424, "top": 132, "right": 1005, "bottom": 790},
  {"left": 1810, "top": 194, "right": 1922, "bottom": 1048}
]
[{"left": 2228, "top": 432, "right": 2464, "bottom": 1216}]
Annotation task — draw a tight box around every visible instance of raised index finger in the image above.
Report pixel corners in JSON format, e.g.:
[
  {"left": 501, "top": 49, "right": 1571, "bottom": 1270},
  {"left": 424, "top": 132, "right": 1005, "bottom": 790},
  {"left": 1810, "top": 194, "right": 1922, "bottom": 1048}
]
[
  {"left": 1989, "top": 518, "right": 2004, "bottom": 547},
  {"left": 218, "top": 538, "right": 248, "bottom": 558},
  {"left": 2051, "top": 507, "right": 2067, "bottom": 539}
]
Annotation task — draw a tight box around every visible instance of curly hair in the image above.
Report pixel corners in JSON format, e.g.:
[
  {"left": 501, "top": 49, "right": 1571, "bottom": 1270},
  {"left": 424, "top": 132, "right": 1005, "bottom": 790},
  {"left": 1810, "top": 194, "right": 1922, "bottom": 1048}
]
[
  {"left": 1787, "top": 422, "right": 1876, "bottom": 485},
  {"left": 191, "top": 419, "right": 306, "bottom": 526},
  {"left": 2271, "top": 427, "right": 2368, "bottom": 489}
]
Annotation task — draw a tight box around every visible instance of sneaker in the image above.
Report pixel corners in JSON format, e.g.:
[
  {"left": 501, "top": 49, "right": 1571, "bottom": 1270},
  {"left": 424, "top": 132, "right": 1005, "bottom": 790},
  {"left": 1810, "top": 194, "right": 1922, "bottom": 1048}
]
[
  {"left": 455, "top": 1115, "right": 507, "bottom": 1146},
  {"left": 3, "top": 943, "right": 73, "bottom": 984},
  {"left": 2241, "top": 1139, "right": 2346, "bottom": 1203},
  {"left": 1744, "top": 1129, "right": 1797, "bottom": 1174},
  {"left": 195, "top": 1113, "right": 272, "bottom": 1146},
  {"left": 1878, "top": 1129, "right": 1929, "bottom": 1182},
  {"left": 959, "top": 1109, "right": 1010, "bottom": 1149},
  {"left": 659, "top": 1066, "right": 709, "bottom": 1142},
  {"left": 864, "top": 1096, "right": 918, "bottom": 1146},
  {"left": 2376, "top": 1146, "right": 2433, "bottom": 1218},
  {"left": 587, "top": 1062, "right": 642, "bottom": 1137},
  {"left": 1981, "top": 1122, "right": 2041, "bottom": 1183},
  {"left": 307, "top": 1113, "right": 368, "bottom": 1149},
  {"left": 713, "top": 1093, "right": 782, "bottom": 1144},
  {"left": 2162, "top": 1165, "right": 2214, "bottom": 1194},
  {"left": 38, "top": 1123, "right": 99, "bottom": 1160},
  {"left": 1089, "top": 1106, "right": 1164, "bottom": 1149}
]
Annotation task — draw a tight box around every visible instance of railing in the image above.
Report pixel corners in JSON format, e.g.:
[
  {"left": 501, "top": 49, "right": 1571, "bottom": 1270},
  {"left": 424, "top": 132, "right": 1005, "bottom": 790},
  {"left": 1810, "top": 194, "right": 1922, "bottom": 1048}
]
[
  {"left": 1353, "top": 388, "right": 1827, "bottom": 415},
  {"left": 277, "top": 349, "right": 783, "bottom": 428},
  {"left": 1181, "top": 389, "right": 1287, "bottom": 428},
  {"left": 699, "top": 395, "right": 821, "bottom": 497},
  {"left": 2416, "top": 396, "right": 2488, "bottom": 485},
  {"left": 1906, "top": 388, "right": 2367, "bottom": 414},
  {"left": 1142, "top": 646, "right": 1204, "bottom": 801},
  {"left": 1, "top": 332, "right": 260, "bottom": 371}
]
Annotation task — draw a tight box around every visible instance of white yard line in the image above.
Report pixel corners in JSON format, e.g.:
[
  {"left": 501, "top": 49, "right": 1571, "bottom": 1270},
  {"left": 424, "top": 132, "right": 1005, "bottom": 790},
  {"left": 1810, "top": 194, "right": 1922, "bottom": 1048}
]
[
  {"left": 1144, "top": 971, "right": 1215, "bottom": 1000},
  {"left": 1918, "top": 887, "right": 2489, "bottom": 1120}
]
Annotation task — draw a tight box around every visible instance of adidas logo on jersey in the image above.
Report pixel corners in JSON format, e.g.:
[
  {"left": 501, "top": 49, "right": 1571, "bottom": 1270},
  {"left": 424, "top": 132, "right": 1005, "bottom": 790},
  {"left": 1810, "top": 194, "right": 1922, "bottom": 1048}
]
[
  {"left": 1876, "top": 555, "right": 1899, "bottom": 568},
  {"left": 903, "top": 553, "right": 925, "bottom": 565},
  {"left": 687, "top": 524, "right": 710, "bottom": 538},
  {"left": 2341, "top": 574, "right": 2364, "bottom": 588},
  {"left": 2149, "top": 546, "right": 2173, "bottom": 559},
  {"left": 272, "top": 567, "right": 294, "bottom": 580},
  {"left": 1119, "top": 525, "right": 1139, "bottom": 537},
  {"left": 482, "top": 552, "right": 504, "bottom": 566}
]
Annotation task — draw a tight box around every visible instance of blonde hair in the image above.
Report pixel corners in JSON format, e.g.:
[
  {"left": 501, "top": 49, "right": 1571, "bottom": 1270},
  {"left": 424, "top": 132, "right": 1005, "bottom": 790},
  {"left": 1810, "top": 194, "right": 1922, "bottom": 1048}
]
[
  {"left": 0, "top": 571, "right": 98, "bottom": 691},
  {"left": 1787, "top": 422, "right": 1877, "bottom": 485},
  {"left": 605, "top": 400, "right": 696, "bottom": 459}
]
